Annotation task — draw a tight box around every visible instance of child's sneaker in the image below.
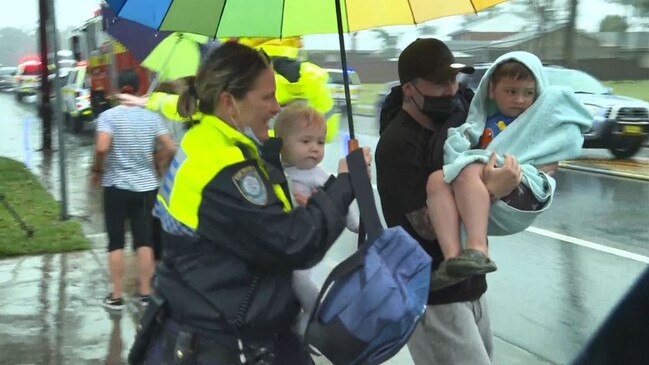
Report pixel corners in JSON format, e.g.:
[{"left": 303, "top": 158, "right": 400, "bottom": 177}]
[
  {"left": 430, "top": 261, "right": 470, "bottom": 291},
  {"left": 103, "top": 294, "right": 124, "bottom": 311},
  {"left": 446, "top": 249, "right": 498, "bottom": 276}
]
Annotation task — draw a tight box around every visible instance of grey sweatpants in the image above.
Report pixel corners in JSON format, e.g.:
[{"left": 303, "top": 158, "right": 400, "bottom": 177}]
[{"left": 408, "top": 296, "right": 493, "bottom": 365}]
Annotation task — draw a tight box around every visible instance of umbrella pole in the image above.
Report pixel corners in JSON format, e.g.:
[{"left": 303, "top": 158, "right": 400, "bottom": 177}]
[{"left": 334, "top": 0, "right": 358, "bottom": 150}]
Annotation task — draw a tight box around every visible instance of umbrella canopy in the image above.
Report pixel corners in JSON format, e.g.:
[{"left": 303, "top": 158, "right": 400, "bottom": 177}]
[
  {"left": 102, "top": 4, "right": 214, "bottom": 81},
  {"left": 106, "top": 0, "right": 508, "bottom": 38},
  {"left": 105, "top": 0, "right": 509, "bottom": 139}
]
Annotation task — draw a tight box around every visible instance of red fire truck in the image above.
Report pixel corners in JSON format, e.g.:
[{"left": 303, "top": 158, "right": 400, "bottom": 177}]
[{"left": 70, "top": 9, "right": 150, "bottom": 116}]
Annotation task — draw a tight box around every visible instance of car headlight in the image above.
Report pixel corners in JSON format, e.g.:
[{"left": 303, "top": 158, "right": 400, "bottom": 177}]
[{"left": 583, "top": 104, "right": 603, "bottom": 117}]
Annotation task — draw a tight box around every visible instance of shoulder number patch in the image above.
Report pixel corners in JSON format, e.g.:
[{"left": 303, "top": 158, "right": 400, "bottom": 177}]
[{"left": 232, "top": 166, "right": 268, "bottom": 206}]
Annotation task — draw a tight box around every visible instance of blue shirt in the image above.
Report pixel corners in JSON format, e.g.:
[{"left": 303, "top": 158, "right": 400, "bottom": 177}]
[{"left": 479, "top": 113, "right": 516, "bottom": 148}]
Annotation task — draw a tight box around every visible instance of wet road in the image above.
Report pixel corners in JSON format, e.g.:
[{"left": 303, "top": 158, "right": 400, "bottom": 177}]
[{"left": 1, "top": 92, "right": 649, "bottom": 364}]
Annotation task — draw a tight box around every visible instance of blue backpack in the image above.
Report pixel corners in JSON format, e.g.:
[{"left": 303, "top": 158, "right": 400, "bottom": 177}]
[{"left": 305, "top": 149, "right": 432, "bottom": 365}]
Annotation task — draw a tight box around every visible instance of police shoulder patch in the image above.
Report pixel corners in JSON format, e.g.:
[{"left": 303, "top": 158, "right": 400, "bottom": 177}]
[{"left": 232, "top": 165, "right": 268, "bottom": 206}]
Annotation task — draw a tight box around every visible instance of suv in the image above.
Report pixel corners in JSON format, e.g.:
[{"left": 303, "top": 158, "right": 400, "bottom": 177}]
[
  {"left": 324, "top": 68, "right": 362, "bottom": 110},
  {"left": 0, "top": 66, "right": 16, "bottom": 90},
  {"left": 61, "top": 62, "right": 93, "bottom": 133},
  {"left": 457, "top": 64, "right": 649, "bottom": 158}
]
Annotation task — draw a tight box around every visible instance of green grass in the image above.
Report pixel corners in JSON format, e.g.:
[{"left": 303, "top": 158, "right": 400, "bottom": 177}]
[
  {"left": 602, "top": 80, "right": 649, "bottom": 102},
  {"left": 0, "top": 157, "right": 90, "bottom": 257}
]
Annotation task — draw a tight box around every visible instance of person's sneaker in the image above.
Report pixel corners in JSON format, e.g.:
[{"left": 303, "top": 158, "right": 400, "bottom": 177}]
[
  {"left": 430, "top": 261, "right": 470, "bottom": 291},
  {"left": 446, "top": 249, "right": 498, "bottom": 276},
  {"left": 103, "top": 294, "right": 124, "bottom": 311}
]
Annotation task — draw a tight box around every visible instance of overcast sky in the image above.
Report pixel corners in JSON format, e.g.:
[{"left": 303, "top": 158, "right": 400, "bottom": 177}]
[{"left": 0, "top": 0, "right": 634, "bottom": 47}]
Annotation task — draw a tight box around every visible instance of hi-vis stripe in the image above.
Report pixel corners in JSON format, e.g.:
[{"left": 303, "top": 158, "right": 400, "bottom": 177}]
[{"left": 160, "top": 147, "right": 187, "bottom": 205}]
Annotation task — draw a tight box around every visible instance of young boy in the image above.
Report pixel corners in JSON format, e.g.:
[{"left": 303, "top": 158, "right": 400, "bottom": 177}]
[
  {"left": 274, "top": 102, "right": 359, "bottom": 334},
  {"left": 426, "top": 51, "right": 592, "bottom": 290}
]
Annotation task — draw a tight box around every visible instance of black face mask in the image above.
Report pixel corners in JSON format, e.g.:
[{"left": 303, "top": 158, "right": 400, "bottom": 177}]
[{"left": 412, "top": 85, "right": 460, "bottom": 124}]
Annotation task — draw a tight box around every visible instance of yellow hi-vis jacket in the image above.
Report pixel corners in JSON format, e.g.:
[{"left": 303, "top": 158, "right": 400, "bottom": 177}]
[
  {"left": 155, "top": 114, "right": 291, "bottom": 233},
  {"left": 258, "top": 44, "right": 340, "bottom": 142}
]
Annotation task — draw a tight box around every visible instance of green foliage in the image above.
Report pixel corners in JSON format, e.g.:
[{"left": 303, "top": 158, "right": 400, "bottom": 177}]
[
  {"left": 0, "top": 27, "right": 37, "bottom": 66},
  {"left": 599, "top": 15, "right": 629, "bottom": 32},
  {"left": 0, "top": 157, "right": 89, "bottom": 257},
  {"left": 603, "top": 80, "right": 649, "bottom": 102}
]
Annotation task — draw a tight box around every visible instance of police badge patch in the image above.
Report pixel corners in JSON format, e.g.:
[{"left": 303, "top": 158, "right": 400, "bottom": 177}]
[{"left": 232, "top": 166, "right": 268, "bottom": 206}]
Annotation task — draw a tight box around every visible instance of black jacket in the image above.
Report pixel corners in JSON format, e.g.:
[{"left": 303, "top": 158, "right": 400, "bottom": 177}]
[{"left": 155, "top": 141, "right": 354, "bottom": 341}]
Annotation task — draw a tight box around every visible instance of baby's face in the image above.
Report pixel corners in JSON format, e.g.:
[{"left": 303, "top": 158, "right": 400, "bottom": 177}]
[
  {"left": 489, "top": 76, "right": 536, "bottom": 118},
  {"left": 281, "top": 120, "right": 326, "bottom": 169}
]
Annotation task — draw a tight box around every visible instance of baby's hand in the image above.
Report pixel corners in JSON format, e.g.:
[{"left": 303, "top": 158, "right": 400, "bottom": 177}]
[{"left": 294, "top": 192, "right": 309, "bottom": 207}]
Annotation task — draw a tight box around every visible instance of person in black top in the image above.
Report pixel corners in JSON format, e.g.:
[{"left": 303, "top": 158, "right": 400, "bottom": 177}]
[{"left": 375, "top": 38, "right": 522, "bottom": 364}]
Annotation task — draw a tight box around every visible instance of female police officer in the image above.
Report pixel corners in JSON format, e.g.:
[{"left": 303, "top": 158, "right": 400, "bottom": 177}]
[{"left": 130, "top": 41, "right": 370, "bottom": 364}]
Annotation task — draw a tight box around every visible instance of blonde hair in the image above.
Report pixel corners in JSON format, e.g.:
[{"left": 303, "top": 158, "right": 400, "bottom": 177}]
[{"left": 274, "top": 102, "right": 326, "bottom": 140}]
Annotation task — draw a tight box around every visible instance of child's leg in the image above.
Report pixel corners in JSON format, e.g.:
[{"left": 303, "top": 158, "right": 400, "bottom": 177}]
[
  {"left": 451, "top": 163, "right": 491, "bottom": 255},
  {"left": 426, "top": 170, "right": 462, "bottom": 259}
]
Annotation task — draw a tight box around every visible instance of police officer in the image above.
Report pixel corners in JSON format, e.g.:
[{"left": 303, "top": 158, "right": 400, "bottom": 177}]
[
  {"left": 239, "top": 37, "right": 341, "bottom": 143},
  {"left": 130, "top": 41, "right": 370, "bottom": 364}
]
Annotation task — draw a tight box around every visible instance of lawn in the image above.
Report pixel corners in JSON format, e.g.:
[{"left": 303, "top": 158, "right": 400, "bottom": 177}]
[
  {"left": 0, "top": 157, "right": 89, "bottom": 257},
  {"left": 602, "top": 80, "right": 649, "bottom": 102}
]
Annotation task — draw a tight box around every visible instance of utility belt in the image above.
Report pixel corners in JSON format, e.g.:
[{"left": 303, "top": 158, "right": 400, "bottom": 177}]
[
  {"left": 127, "top": 294, "right": 273, "bottom": 365},
  {"left": 128, "top": 294, "right": 306, "bottom": 365}
]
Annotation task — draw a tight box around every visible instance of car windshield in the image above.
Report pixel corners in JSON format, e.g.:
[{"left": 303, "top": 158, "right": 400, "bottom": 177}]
[
  {"left": 327, "top": 71, "right": 361, "bottom": 85},
  {"left": 545, "top": 68, "right": 609, "bottom": 94}
]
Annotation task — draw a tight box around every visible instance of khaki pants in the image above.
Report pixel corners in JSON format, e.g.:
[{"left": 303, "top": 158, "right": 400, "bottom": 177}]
[{"left": 408, "top": 296, "right": 493, "bottom": 365}]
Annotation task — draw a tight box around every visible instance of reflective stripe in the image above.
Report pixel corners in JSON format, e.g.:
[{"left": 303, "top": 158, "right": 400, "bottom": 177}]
[
  {"left": 159, "top": 147, "right": 186, "bottom": 205},
  {"left": 153, "top": 199, "right": 197, "bottom": 237}
]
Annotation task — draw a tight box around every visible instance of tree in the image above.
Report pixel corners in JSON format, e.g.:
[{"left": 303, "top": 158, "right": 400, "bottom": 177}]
[
  {"left": 606, "top": 0, "right": 649, "bottom": 16},
  {"left": 0, "top": 28, "right": 37, "bottom": 66},
  {"left": 370, "top": 29, "right": 399, "bottom": 58},
  {"left": 600, "top": 15, "right": 629, "bottom": 32},
  {"left": 417, "top": 24, "right": 438, "bottom": 37}
]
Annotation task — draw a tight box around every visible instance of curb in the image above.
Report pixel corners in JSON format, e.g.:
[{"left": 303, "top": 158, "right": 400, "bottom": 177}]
[{"left": 559, "top": 162, "right": 649, "bottom": 181}]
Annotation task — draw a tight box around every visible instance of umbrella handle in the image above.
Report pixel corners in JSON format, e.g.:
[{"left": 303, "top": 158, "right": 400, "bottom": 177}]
[{"left": 348, "top": 138, "right": 359, "bottom": 152}]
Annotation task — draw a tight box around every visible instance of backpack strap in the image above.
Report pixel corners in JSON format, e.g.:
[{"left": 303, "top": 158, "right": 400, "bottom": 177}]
[{"left": 346, "top": 148, "right": 383, "bottom": 238}]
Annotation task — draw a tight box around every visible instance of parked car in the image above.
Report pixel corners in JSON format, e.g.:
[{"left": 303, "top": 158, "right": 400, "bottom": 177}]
[
  {"left": 0, "top": 66, "right": 16, "bottom": 90},
  {"left": 376, "top": 65, "right": 649, "bottom": 158},
  {"left": 61, "top": 62, "right": 93, "bottom": 133},
  {"left": 324, "top": 68, "right": 362, "bottom": 110}
]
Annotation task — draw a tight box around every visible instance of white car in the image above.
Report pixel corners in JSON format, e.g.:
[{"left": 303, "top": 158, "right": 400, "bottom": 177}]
[
  {"left": 324, "top": 68, "right": 362, "bottom": 110},
  {"left": 61, "top": 62, "right": 93, "bottom": 133}
]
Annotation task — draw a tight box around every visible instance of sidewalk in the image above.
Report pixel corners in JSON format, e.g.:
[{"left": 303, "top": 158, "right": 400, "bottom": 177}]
[{"left": 0, "top": 239, "right": 139, "bottom": 365}]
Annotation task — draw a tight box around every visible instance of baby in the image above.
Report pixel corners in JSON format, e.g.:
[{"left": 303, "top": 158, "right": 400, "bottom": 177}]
[{"left": 274, "top": 101, "right": 359, "bottom": 334}]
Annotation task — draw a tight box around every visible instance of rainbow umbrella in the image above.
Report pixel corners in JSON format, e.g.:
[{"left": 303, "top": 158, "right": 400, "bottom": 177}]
[
  {"left": 105, "top": 0, "right": 509, "bottom": 139},
  {"left": 102, "top": 4, "right": 215, "bottom": 82}
]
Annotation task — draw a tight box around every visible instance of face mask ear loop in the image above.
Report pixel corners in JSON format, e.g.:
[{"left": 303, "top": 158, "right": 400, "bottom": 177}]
[{"left": 230, "top": 96, "right": 245, "bottom": 133}]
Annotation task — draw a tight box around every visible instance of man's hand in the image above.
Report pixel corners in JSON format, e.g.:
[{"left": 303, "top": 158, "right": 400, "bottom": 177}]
[{"left": 483, "top": 152, "right": 521, "bottom": 199}]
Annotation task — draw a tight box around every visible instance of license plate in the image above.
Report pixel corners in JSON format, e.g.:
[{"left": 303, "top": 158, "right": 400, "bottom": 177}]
[{"left": 622, "top": 125, "right": 643, "bottom": 135}]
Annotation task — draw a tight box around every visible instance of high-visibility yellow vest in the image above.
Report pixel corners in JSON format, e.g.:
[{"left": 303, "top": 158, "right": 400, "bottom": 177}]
[{"left": 156, "top": 114, "right": 291, "bottom": 231}]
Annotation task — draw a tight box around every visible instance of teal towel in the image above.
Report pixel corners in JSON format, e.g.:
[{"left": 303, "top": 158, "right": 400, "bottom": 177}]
[{"left": 443, "top": 52, "right": 592, "bottom": 235}]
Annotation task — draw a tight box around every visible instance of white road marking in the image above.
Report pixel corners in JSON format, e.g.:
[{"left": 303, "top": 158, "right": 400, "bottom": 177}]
[{"left": 527, "top": 226, "right": 649, "bottom": 264}]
